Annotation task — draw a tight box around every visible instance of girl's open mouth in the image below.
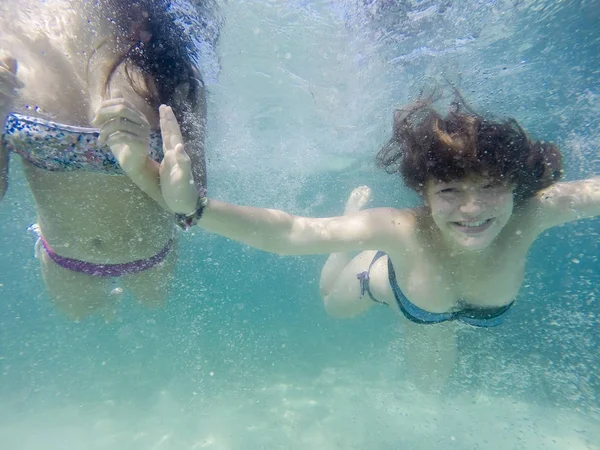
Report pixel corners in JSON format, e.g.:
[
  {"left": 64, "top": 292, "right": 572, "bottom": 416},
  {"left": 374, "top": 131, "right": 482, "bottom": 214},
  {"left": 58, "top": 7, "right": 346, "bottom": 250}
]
[{"left": 451, "top": 218, "right": 494, "bottom": 234}]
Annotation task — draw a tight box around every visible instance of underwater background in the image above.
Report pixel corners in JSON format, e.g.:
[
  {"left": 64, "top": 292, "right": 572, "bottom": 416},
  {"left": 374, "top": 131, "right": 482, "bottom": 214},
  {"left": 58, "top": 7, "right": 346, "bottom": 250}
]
[{"left": 0, "top": 0, "right": 599, "bottom": 448}]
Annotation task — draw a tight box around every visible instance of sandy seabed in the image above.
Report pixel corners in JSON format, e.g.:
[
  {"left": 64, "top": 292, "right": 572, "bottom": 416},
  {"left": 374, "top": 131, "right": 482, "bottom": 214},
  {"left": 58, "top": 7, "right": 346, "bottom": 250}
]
[{"left": 1, "top": 366, "right": 598, "bottom": 450}]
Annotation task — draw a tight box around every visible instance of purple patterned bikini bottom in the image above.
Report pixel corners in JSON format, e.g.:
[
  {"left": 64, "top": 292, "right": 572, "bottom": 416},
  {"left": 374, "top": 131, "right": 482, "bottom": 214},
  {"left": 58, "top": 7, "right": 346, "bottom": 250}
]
[{"left": 30, "top": 225, "right": 173, "bottom": 277}]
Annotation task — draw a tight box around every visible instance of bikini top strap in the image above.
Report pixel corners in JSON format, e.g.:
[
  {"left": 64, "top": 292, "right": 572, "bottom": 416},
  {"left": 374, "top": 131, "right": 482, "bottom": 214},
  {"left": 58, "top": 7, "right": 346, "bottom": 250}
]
[{"left": 356, "top": 251, "right": 388, "bottom": 305}]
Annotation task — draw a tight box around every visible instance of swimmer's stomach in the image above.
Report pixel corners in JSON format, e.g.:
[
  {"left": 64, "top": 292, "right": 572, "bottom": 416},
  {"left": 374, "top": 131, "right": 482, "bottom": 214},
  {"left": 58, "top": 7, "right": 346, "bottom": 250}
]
[{"left": 24, "top": 165, "right": 174, "bottom": 264}]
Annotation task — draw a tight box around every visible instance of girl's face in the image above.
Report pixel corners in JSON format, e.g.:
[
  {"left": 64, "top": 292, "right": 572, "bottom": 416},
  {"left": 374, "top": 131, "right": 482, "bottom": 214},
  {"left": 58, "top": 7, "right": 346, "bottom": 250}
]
[{"left": 424, "top": 176, "right": 515, "bottom": 251}]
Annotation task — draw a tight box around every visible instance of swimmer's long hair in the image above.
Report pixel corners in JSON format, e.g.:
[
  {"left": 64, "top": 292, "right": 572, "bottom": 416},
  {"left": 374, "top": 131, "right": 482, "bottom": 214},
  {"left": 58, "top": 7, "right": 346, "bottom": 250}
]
[
  {"left": 377, "top": 93, "right": 563, "bottom": 202},
  {"left": 99, "top": 0, "right": 204, "bottom": 140}
]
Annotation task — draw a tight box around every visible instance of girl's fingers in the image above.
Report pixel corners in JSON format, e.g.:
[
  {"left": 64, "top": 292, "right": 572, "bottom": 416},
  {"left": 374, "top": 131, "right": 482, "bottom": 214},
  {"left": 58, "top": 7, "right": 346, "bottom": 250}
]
[
  {"left": 0, "top": 58, "right": 24, "bottom": 89},
  {"left": 159, "top": 105, "right": 183, "bottom": 149},
  {"left": 0, "top": 56, "right": 18, "bottom": 75},
  {"left": 95, "top": 97, "right": 140, "bottom": 113},
  {"left": 173, "top": 143, "right": 192, "bottom": 167},
  {"left": 105, "top": 131, "right": 146, "bottom": 149},
  {"left": 98, "top": 119, "right": 148, "bottom": 144},
  {"left": 93, "top": 103, "right": 150, "bottom": 130},
  {"left": 0, "top": 71, "right": 23, "bottom": 96}
]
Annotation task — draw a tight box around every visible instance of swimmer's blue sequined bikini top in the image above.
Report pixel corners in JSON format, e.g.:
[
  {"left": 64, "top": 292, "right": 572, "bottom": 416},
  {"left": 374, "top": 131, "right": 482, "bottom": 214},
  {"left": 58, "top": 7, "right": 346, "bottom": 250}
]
[{"left": 2, "top": 113, "right": 163, "bottom": 175}]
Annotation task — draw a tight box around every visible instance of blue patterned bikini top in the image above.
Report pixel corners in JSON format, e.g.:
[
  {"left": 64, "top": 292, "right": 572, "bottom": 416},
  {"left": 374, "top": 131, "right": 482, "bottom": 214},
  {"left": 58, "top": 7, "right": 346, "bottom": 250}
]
[
  {"left": 359, "top": 251, "right": 515, "bottom": 327},
  {"left": 2, "top": 113, "right": 163, "bottom": 175}
]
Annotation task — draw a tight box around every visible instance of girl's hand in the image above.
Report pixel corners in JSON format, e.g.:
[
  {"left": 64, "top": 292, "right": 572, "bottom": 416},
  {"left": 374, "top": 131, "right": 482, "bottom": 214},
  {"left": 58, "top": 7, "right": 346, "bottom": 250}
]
[
  {"left": 158, "top": 104, "right": 200, "bottom": 214},
  {"left": 93, "top": 90, "right": 152, "bottom": 177},
  {"left": 0, "top": 55, "right": 24, "bottom": 122}
]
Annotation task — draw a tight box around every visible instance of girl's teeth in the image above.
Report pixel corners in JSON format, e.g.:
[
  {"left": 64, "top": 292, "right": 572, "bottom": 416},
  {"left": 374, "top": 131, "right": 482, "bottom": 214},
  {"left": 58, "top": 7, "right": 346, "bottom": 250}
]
[{"left": 457, "top": 220, "right": 488, "bottom": 227}]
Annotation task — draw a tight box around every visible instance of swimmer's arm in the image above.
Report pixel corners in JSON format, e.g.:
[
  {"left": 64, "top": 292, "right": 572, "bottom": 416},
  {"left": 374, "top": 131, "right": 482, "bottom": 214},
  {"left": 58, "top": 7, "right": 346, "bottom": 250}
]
[
  {"left": 116, "top": 135, "right": 204, "bottom": 213},
  {"left": 533, "top": 177, "right": 600, "bottom": 230},
  {"left": 118, "top": 156, "right": 170, "bottom": 211},
  {"left": 198, "top": 202, "right": 401, "bottom": 255},
  {"left": 159, "top": 104, "right": 405, "bottom": 252},
  {"left": 106, "top": 142, "right": 171, "bottom": 211},
  {"left": 93, "top": 94, "right": 170, "bottom": 210}
]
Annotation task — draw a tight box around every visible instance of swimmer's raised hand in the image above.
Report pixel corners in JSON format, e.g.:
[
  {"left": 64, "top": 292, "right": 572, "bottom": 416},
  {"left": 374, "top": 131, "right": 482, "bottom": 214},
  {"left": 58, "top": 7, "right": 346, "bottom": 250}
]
[
  {"left": 158, "top": 104, "right": 199, "bottom": 214},
  {"left": 0, "top": 55, "right": 24, "bottom": 120},
  {"left": 93, "top": 89, "right": 151, "bottom": 176},
  {"left": 92, "top": 91, "right": 173, "bottom": 210}
]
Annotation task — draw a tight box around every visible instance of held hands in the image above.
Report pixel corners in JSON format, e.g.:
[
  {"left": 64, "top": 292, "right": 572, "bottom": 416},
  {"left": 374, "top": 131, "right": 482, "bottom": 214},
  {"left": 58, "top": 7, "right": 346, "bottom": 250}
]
[
  {"left": 92, "top": 90, "right": 151, "bottom": 176},
  {"left": 0, "top": 55, "right": 24, "bottom": 122},
  {"left": 92, "top": 98, "right": 200, "bottom": 215},
  {"left": 158, "top": 105, "right": 200, "bottom": 215}
]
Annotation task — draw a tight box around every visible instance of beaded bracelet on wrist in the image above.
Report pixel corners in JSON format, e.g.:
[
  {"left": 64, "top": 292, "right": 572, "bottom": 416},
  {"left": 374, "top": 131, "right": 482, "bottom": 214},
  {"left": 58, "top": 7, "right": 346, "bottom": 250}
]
[{"left": 175, "top": 188, "right": 208, "bottom": 231}]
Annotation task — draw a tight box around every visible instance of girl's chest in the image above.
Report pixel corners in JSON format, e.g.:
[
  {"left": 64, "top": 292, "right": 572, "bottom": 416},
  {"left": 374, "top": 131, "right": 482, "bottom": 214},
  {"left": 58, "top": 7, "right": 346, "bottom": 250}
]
[
  {"left": 10, "top": 37, "right": 92, "bottom": 123},
  {"left": 391, "top": 249, "right": 527, "bottom": 312}
]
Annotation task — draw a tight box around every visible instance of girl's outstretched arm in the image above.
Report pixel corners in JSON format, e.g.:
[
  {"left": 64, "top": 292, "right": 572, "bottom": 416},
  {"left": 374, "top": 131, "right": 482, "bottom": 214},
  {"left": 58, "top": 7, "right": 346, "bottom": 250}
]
[
  {"left": 159, "top": 105, "right": 403, "bottom": 255},
  {"left": 533, "top": 177, "right": 600, "bottom": 231},
  {"left": 200, "top": 200, "right": 398, "bottom": 255}
]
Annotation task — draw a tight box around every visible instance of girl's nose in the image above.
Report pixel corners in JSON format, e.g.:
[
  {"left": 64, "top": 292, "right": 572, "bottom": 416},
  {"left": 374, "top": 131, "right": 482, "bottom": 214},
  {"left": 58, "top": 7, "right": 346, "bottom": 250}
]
[{"left": 459, "top": 195, "right": 484, "bottom": 216}]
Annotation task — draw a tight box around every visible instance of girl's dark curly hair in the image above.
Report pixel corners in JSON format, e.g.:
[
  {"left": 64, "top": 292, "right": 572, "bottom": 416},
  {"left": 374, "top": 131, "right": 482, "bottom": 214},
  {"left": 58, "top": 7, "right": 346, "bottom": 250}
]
[{"left": 376, "top": 95, "right": 563, "bottom": 203}]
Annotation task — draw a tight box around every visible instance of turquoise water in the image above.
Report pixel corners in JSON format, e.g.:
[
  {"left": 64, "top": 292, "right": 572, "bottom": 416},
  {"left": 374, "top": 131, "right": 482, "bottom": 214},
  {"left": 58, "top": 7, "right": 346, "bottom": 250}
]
[{"left": 1, "top": 0, "right": 599, "bottom": 448}]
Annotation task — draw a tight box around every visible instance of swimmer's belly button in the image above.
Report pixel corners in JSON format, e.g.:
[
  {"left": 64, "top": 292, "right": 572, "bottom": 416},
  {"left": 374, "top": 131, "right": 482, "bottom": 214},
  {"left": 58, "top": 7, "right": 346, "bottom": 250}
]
[{"left": 38, "top": 221, "right": 174, "bottom": 264}]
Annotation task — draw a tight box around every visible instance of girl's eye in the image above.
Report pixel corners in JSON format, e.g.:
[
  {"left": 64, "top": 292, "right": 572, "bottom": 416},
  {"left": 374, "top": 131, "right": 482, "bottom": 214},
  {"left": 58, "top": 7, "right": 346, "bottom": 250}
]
[{"left": 438, "top": 188, "right": 457, "bottom": 194}]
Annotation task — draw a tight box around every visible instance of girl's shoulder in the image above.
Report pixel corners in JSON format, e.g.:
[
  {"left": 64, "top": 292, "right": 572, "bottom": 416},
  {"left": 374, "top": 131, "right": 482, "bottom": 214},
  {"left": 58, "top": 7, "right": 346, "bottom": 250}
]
[{"left": 363, "top": 206, "right": 422, "bottom": 250}]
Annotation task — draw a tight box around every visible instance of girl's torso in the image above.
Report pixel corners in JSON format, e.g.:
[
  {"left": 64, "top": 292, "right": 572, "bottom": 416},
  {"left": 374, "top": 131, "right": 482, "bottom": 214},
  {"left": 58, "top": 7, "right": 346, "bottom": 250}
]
[
  {"left": 374, "top": 206, "right": 538, "bottom": 314},
  {"left": 1, "top": 1, "right": 172, "bottom": 262}
]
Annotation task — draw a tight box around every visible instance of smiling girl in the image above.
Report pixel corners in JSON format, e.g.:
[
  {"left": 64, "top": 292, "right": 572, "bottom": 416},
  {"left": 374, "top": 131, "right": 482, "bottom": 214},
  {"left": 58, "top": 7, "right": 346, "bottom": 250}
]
[
  {"left": 156, "top": 96, "right": 599, "bottom": 326},
  {"left": 158, "top": 95, "right": 599, "bottom": 315},
  {"left": 109, "top": 95, "right": 599, "bottom": 384}
]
